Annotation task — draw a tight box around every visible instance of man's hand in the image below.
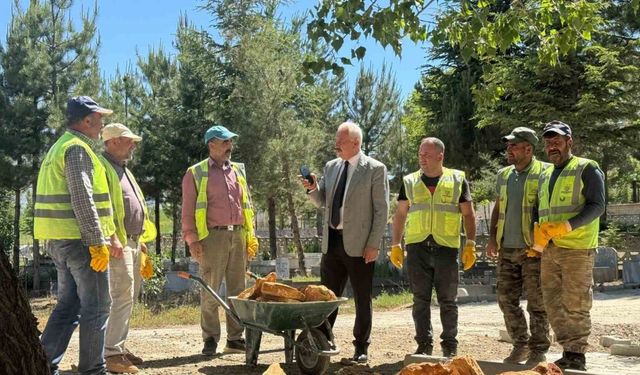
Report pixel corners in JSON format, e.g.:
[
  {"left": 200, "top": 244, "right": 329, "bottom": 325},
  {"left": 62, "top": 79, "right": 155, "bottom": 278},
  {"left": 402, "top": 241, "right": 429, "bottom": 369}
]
[
  {"left": 540, "top": 221, "right": 572, "bottom": 239},
  {"left": 109, "top": 234, "right": 124, "bottom": 259},
  {"left": 363, "top": 246, "right": 379, "bottom": 264},
  {"left": 140, "top": 251, "right": 154, "bottom": 280},
  {"left": 532, "top": 222, "right": 551, "bottom": 252},
  {"left": 299, "top": 174, "right": 317, "bottom": 191},
  {"left": 461, "top": 240, "right": 477, "bottom": 271},
  {"left": 246, "top": 235, "right": 259, "bottom": 260},
  {"left": 389, "top": 244, "right": 404, "bottom": 269},
  {"left": 526, "top": 248, "right": 541, "bottom": 258},
  {"left": 189, "top": 241, "right": 203, "bottom": 263},
  {"left": 485, "top": 237, "right": 498, "bottom": 258},
  {"left": 140, "top": 242, "right": 148, "bottom": 254},
  {"left": 89, "top": 245, "right": 110, "bottom": 272}
]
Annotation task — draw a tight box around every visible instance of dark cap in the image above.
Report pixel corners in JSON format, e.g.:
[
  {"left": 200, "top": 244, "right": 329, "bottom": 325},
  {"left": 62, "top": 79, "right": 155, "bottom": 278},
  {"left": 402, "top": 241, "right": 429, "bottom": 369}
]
[
  {"left": 66, "top": 96, "right": 113, "bottom": 123},
  {"left": 542, "top": 120, "right": 572, "bottom": 137},
  {"left": 502, "top": 127, "right": 538, "bottom": 145}
]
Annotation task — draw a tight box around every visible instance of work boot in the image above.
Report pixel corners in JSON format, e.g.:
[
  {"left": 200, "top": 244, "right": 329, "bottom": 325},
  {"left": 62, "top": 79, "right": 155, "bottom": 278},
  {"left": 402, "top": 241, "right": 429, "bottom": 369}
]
[
  {"left": 202, "top": 338, "right": 217, "bottom": 356},
  {"left": 525, "top": 350, "right": 547, "bottom": 366},
  {"left": 503, "top": 345, "right": 529, "bottom": 364},
  {"left": 554, "top": 351, "right": 586, "bottom": 371},
  {"left": 124, "top": 350, "right": 143, "bottom": 365},
  {"left": 442, "top": 346, "right": 457, "bottom": 358},
  {"left": 415, "top": 343, "right": 433, "bottom": 355},
  {"left": 224, "top": 338, "right": 247, "bottom": 354},
  {"left": 106, "top": 355, "right": 139, "bottom": 374}
]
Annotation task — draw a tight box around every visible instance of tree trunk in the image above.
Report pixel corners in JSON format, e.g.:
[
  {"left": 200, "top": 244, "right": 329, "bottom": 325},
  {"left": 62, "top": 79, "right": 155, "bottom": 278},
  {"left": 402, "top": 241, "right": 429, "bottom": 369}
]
[
  {"left": 171, "top": 204, "right": 178, "bottom": 264},
  {"left": 12, "top": 188, "right": 20, "bottom": 273},
  {"left": 268, "top": 195, "right": 277, "bottom": 259},
  {"left": 32, "top": 184, "right": 40, "bottom": 293},
  {"left": 0, "top": 250, "right": 50, "bottom": 374},
  {"left": 285, "top": 192, "right": 306, "bottom": 277},
  {"left": 154, "top": 195, "right": 161, "bottom": 255}
]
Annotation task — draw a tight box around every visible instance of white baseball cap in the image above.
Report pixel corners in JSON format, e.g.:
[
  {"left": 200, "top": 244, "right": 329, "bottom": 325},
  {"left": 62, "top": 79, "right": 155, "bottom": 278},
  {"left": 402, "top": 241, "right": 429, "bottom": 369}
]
[{"left": 102, "top": 123, "right": 142, "bottom": 142}]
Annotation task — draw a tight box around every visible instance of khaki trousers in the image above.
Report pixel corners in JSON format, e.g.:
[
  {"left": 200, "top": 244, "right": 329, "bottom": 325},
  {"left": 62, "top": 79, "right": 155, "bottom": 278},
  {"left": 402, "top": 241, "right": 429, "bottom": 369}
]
[
  {"left": 200, "top": 229, "right": 246, "bottom": 343},
  {"left": 541, "top": 243, "right": 595, "bottom": 353},
  {"left": 105, "top": 238, "right": 142, "bottom": 357}
]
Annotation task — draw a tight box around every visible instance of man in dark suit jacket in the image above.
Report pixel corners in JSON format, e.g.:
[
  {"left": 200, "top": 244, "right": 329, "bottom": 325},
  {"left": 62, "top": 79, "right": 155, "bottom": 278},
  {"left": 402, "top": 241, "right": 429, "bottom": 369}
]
[{"left": 301, "top": 121, "right": 389, "bottom": 363}]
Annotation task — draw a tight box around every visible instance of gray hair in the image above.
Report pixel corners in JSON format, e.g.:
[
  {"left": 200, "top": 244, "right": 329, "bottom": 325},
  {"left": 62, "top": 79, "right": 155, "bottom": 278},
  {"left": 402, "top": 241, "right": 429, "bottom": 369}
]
[
  {"left": 420, "top": 137, "right": 445, "bottom": 153},
  {"left": 338, "top": 121, "right": 363, "bottom": 145}
]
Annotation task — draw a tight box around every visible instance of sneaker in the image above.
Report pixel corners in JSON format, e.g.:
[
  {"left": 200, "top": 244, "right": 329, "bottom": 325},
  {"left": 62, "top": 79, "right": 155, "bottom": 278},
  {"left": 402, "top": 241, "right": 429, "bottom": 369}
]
[
  {"left": 124, "top": 350, "right": 143, "bottom": 366},
  {"left": 442, "top": 346, "right": 457, "bottom": 358},
  {"left": 525, "top": 350, "right": 547, "bottom": 366},
  {"left": 554, "top": 351, "right": 586, "bottom": 371},
  {"left": 224, "top": 338, "right": 246, "bottom": 354},
  {"left": 415, "top": 343, "right": 433, "bottom": 355},
  {"left": 202, "top": 338, "right": 217, "bottom": 356},
  {"left": 106, "top": 355, "right": 139, "bottom": 374},
  {"left": 504, "top": 345, "right": 530, "bottom": 364}
]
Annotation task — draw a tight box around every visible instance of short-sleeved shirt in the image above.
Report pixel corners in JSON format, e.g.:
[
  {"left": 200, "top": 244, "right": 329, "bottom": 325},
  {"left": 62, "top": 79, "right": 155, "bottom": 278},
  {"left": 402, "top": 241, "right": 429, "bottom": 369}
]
[
  {"left": 397, "top": 174, "right": 472, "bottom": 203},
  {"left": 496, "top": 163, "right": 533, "bottom": 249}
]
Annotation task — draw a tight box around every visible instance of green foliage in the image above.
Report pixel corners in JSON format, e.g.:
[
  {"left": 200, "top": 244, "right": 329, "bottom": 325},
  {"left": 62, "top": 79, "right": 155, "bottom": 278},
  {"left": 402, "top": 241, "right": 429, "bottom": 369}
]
[
  {"left": 142, "top": 253, "right": 166, "bottom": 301},
  {"left": 0, "top": 190, "right": 14, "bottom": 255},
  {"left": 600, "top": 222, "right": 625, "bottom": 250}
]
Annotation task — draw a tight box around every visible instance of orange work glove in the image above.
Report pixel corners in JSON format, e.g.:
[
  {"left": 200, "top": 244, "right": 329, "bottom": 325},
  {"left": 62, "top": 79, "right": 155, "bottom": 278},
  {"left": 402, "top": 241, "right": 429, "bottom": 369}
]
[
  {"left": 89, "top": 244, "right": 110, "bottom": 272},
  {"left": 526, "top": 248, "right": 541, "bottom": 258},
  {"left": 246, "top": 235, "right": 259, "bottom": 260},
  {"left": 532, "top": 222, "right": 551, "bottom": 253},
  {"left": 461, "top": 240, "right": 477, "bottom": 271},
  {"left": 540, "top": 221, "right": 572, "bottom": 239},
  {"left": 140, "top": 251, "right": 153, "bottom": 280},
  {"left": 389, "top": 244, "right": 404, "bottom": 269}
]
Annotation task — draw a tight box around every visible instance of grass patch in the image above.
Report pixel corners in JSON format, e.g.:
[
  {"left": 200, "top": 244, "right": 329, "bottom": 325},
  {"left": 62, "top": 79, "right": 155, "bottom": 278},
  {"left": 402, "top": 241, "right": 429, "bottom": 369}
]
[
  {"left": 291, "top": 275, "right": 321, "bottom": 282},
  {"left": 130, "top": 303, "right": 200, "bottom": 329},
  {"left": 373, "top": 290, "right": 413, "bottom": 309}
]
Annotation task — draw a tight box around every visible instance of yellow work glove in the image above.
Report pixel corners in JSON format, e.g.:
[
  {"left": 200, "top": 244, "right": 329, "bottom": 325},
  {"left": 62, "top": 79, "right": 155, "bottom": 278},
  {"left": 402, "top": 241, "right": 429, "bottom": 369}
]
[
  {"left": 461, "top": 240, "right": 477, "bottom": 271},
  {"left": 540, "top": 221, "right": 572, "bottom": 239},
  {"left": 389, "top": 244, "right": 404, "bottom": 269},
  {"left": 526, "top": 248, "right": 541, "bottom": 258},
  {"left": 89, "top": 245, "right": 109, "bottom": 272},
  {"left": 246, "top": 235, "right": 259, "bottom": 259},
  {"left": 532, "top": 222, "right": 550, "bottom": 253},
  {"left": 140, "top": 252, "right": 153, "bottom": 280}
]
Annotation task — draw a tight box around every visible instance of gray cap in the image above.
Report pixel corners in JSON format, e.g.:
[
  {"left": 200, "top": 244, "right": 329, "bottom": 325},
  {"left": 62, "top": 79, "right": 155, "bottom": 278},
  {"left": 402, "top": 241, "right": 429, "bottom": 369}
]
[
  {"left": 502, "top": 127, "right": 539, "bottom": 145},
  {"left": 542, "top": 120, "right": 572, "bottom": 137}
]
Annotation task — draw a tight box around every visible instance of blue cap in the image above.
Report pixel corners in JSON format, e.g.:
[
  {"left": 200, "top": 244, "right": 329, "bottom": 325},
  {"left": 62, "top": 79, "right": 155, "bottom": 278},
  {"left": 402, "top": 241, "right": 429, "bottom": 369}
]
[
  {"left": 542, "top": 120, "right": 572, "bottom": 137},
  {"left": 204, "top": 125, "right": 238, "bottom": 144},
  {"left": 66, "top": 96, "right": 113, "bottom": 122}
]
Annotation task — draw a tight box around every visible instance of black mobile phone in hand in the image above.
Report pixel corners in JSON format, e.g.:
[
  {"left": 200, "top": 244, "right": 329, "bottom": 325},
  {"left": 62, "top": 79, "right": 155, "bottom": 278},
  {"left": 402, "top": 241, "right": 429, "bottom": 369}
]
[{"left": 300, "top": 165, "right": 314, "bottom": 185}]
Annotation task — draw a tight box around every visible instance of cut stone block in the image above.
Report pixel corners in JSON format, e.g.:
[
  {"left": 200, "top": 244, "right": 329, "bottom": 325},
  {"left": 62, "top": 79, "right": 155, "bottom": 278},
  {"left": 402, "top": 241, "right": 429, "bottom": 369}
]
[
  {"left": 610, "top": 344, "right": 640, "bottom": 356},
  {"left": 600, "top": 336, "right": 632, "bottom": 348}
]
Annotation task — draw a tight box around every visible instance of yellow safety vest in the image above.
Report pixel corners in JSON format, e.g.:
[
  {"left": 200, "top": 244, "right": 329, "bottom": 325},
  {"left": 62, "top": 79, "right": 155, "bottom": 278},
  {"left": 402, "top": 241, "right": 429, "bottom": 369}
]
[
  {"left": 100, "top": 155, "right": 157, "bottom": 245},
  {"left": 34, "top": 131, "right": 115, "bottom": 240},
  {"left": 538, "top": 156, "right": 600, "bottom": 249},
  {"left": 404, "top": 168, "right": 464, "bottom": 248},
  {"left": 188, "top": 159, "right": 255, "bottom": 241},
  {"left": 495, "top": 158, "right": 550, "bottom": 250}
]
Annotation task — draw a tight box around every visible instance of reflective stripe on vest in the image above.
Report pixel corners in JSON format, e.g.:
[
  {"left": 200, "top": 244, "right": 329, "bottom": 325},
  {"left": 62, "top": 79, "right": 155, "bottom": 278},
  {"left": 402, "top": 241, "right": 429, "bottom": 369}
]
[
  {"left": 188, "top": 159, "right": 255, "bottom": 241},
  {"left": 100, "top": 155, "right": 157, "bottom": 245},
  {"left": 34, "top": 131, "right": 115, "bottom": 240},
  {"left": 538, "top": 156, "right": 600, "bottom": 249},
  {"left": 404, "top": 168, "right": 463, "bottom": 248},
  {"left": 495, "top": 158, "right": 550, "bottom": 249}
]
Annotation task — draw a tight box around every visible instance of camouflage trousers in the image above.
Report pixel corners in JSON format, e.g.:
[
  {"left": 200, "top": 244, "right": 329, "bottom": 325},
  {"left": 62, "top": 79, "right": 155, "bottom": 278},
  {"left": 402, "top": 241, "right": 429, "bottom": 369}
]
[
  {"left": 497, "top": 247, "right": 550, "bottom": 352},
  {"left": 541, "top": 243, "right": 595, "bottom": 354}
]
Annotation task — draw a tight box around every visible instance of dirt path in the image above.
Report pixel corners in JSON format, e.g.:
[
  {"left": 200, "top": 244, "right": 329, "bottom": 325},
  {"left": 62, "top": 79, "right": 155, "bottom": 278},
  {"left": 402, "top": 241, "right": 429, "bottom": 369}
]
[{"left": 56, "top": 289, "right": 640, "bottom": 374}]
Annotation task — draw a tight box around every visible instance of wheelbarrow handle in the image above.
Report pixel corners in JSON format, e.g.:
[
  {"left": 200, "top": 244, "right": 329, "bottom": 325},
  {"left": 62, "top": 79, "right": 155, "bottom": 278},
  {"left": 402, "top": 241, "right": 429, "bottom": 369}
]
[{"left": 177, "top": 272, "right": 243, "bottom": 326}]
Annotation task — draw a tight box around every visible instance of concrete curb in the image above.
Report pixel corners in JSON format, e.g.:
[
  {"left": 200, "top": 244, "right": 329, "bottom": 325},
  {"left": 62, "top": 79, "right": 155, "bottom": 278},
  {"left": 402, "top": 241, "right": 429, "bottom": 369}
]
[{"left": 610, "top": 344, "right": 640, "bottom": 357}]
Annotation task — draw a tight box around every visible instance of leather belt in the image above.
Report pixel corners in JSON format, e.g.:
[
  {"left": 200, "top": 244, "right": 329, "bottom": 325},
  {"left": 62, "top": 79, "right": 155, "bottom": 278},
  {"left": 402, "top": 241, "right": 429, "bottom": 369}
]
[{"left": 210, "top": 225, "right": 242, "bottom": 231}]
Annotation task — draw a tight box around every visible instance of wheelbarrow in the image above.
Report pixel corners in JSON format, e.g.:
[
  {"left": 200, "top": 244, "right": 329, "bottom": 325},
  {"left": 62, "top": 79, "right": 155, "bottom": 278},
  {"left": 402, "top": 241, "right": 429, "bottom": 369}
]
[{"left": 177, "top": 271, "right": 347, "bottom": 375}]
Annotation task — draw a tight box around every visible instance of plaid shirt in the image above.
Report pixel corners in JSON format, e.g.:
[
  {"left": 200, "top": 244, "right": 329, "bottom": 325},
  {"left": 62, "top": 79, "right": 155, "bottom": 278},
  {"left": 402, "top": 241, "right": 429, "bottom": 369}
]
[{"left": 64, "top": 129, "right": 108, "bottom": 246}]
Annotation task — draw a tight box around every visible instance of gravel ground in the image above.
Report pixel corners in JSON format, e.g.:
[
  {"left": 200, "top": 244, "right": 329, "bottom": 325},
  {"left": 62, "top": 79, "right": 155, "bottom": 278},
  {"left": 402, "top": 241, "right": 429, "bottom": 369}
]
[{"left": 55, "top": 288, "right": 640, "bottom": 375}]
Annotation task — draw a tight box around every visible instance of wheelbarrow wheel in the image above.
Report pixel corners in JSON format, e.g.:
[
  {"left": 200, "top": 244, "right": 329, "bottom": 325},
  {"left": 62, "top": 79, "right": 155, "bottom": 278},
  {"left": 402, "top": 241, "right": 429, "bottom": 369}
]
[{"left": 295, "top": 328, "right": 331, "bottom": 375}]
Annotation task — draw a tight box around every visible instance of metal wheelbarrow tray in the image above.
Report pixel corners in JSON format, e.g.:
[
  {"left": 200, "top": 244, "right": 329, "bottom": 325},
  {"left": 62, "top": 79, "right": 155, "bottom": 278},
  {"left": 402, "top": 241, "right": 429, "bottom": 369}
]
[{"left": 178, "top": 272, "right": 347, "bottom": 375}]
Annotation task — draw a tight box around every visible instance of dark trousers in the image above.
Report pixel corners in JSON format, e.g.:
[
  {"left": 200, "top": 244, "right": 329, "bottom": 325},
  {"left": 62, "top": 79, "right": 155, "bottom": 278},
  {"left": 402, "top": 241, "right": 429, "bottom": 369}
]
[
  {"left": 320, "top": 228, "right": 375, "bottom": 352},
  {"left": 406, "top": 237, "right": 459, "bottom": 349}
]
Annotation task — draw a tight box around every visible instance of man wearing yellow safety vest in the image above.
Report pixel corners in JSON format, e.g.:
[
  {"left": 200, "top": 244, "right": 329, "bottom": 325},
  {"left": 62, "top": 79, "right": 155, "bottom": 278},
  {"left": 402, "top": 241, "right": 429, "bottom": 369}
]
[
  {"left": 35, "top": 96, "right": 115, "bottom": 375},
  {"left": 181, "top": 125, "right": 258, "bottom": 356},
  {"left": 486, "top": 127, "right": 551, "bottom": 365},
  {"left": 532, "top": 121, "right": 605, "bottom": 371},
  {"left": 100, "top": 123, "right": 157, "bottom": 374},
  {"left": 390, "top": 137, "right": 477, "bottom": 358}
]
